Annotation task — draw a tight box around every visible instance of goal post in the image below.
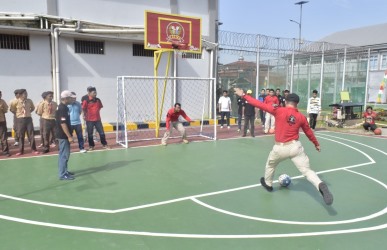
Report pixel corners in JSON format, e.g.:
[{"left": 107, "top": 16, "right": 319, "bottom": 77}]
[{"left": 116, "top": 76, "right": 217, "bottom": 148}]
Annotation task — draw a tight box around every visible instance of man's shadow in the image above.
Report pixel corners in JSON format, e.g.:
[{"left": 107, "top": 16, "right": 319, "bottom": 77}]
[
  {"left": 284, "top": 180, "right": 337, "bottom": 215},
  {"left": 74, "top": 159, "right": 142, "bottom": 177}
]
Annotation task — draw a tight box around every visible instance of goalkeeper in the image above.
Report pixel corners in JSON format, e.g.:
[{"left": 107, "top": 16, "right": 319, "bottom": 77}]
[{"left": 161, "top": 103, "right": 192, "bottom": 146}]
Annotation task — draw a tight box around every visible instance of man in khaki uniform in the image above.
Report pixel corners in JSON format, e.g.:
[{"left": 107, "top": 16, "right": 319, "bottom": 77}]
[{"left": 0, "top": 90, "right": 10, "bottom": 156}]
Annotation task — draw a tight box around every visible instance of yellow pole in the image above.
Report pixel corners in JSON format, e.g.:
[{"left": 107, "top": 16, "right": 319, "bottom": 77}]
[
  {"left": 159, "top": 51, "right": 172, "bottom": 124},
  {"left": 154, "top": 51, "right": 162, "bottom": 137}
]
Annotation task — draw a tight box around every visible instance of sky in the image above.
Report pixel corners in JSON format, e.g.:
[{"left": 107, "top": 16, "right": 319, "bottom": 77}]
[{"left": 219, "top": 0, "right": 387, "bottom": 42}]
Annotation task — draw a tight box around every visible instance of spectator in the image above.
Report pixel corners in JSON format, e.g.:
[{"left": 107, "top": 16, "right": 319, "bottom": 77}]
[
  {"left": 242, "top": 90, "right": 256, "bottom": 137},
  {"left": 9, "top": 89, "right": 40, "bottom": 156},
  {"left": 68, "top": 92, "right": 86, "bottom": 153},
  {"left": 258, "top": 88, "right": 266, "bottom": 127},
  {"left": 0, "top": 90, "right": 10, "bottom": 157},
  {"left": 236, "top": 94, "right": 245, "bottom": 132},
  {"left": 263, "top": 89, "right": 280, "bottom": 133},
  {"left": 218, "top": 90, "right": 232, "bottom": 129},
  {"left": 362, "top": 106, "right": 377, "bottom": 132},
  {"left": 307, "top": 90, "right": 321, "bottom": 130},
  {"left": 281, "top": 89, "right": 289, "bottom": 107},
  {"left": 82, "top": 86, "right": 98, "bottom": 142},
  {"left": 9, "top": 89, "right": 21, "bottom": 146},
  {"left": 82, "top": 87, "right": 109, "bottom": 150},
  {"left": 36, "top": 91, "right": 57, "bottom": 153}
]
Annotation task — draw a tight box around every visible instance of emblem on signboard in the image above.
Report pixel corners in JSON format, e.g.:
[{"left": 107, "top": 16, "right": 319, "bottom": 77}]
[{"left": 166, "top": 22, "right": 185, "bottom": 43}]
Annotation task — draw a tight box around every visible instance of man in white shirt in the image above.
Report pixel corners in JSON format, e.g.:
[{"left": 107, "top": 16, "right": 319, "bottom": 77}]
[
  {"left": 218, "top": 90, "right": 232, "bottom": 129},
  {"left": 307, "top": 90, "right": 321, "bottom": 130}
]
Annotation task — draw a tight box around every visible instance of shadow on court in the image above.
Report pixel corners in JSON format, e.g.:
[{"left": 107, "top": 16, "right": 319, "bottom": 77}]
[
  {"left": 284, "top": 179, "right": 337, "bottom": 215},
  {"left": 74, "top": 159, "right": 142, "bottom": 177}
]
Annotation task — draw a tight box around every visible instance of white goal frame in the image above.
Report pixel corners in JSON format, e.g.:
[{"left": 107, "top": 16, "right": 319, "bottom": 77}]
[{"left": 116, "top": 76, "right": 217, "bottom": 148}]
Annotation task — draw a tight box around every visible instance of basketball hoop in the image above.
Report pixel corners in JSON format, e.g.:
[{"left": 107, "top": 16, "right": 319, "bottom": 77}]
[{"left": 171, "top": 41, "right": 188, "bottom": 59}]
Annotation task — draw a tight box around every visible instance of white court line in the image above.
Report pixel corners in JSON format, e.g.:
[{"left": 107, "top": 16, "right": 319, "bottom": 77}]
[
  {"left": 0, "top": 213, "right": 386, "bottom": 238},
  {"left": 191, "top": 135, "right": 386, "bottom": 225},
  {"left": 0, "top": 132, "right": 386, "bottom": 238},
  {"left": 315, "top": 133, "right": 387, "bottom": 156},
  {"left": 0, "top": 134, "right": 376, "bottom": 213}
]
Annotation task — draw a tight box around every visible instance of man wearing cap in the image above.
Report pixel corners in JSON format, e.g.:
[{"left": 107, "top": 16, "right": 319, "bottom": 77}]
[
  {"left": 56, "top": 90, "right": 75, "bottom": 180},
  {"left": 234, "top": 88, "right": 333, "bottom": 206},
  {"left": 242, "top": 90, "right": 256, "bottom": 137}
]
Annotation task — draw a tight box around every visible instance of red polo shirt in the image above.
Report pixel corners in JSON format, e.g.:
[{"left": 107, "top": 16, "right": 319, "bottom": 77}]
[
  {"left": 264, "top": 95, "right": 280, "bottom": 107},
  {"left": 244, "top": 94, "right": 319, "bottom": 146},
  {"left": 363, "top": 111, "right": 377, "bottom": 124},
  {"left": 82, "top": 97, "right": 103, "bottom": 121},
  {"left": 165, "top": 108, "right": 191, "bottom": 130}
]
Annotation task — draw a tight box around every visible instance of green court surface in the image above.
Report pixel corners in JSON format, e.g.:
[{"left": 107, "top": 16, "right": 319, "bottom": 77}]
[{"left": 0, "top": 131, "right": 386, "bottom": 249}]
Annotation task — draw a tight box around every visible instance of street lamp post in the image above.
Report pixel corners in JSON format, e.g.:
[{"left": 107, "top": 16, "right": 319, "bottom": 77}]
[{"left": 290, "top": 1, "right": 308, "bottom": 50}]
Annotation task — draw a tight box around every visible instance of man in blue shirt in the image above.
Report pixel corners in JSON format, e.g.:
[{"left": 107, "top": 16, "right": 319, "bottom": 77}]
[{"left": 68, "top": 92, "right": 86, "bottom": 153}]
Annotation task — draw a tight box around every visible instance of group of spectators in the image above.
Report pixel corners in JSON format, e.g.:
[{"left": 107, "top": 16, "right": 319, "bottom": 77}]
[{"left": 0, "top": 86, "right": 110, "bottom": 159}]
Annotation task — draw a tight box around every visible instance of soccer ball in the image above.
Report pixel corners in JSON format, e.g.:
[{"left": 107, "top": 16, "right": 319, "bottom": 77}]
[{"left": 278, "top": 174, "right": 291, "bottom": 187}]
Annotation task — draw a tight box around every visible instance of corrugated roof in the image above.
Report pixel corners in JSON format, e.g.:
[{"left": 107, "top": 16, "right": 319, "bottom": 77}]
[{"left": 319, "top": 23, "right": 387, "bottom": 46}]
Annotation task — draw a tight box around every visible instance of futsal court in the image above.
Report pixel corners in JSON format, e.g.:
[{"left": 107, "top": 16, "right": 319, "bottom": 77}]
[{"left": 0, "top": 130, "right": 386, "bottom": 249}]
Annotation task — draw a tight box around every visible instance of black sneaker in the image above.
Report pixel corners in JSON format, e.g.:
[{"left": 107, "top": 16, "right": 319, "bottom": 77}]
[
  {"left": 319, "top": 182, "right": 333, "bottom": 205},
  {"left": 260, "top": 177, "right": 273, "bottom": 192},
  {"left": 60, "top": 174, "right": 75, "bottom": 180}
]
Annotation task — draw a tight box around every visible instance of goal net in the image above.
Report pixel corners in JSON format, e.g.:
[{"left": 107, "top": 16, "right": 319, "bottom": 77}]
[{"left": 116, "top": 76, "right": 217, "bottom": 148}]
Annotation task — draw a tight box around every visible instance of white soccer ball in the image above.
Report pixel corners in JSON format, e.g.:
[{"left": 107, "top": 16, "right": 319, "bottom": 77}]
[{"left": 278, "top": 174, "right": 291, "bottom": 187}]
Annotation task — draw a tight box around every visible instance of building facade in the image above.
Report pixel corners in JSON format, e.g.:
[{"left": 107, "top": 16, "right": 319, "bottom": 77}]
[{"left": 0, "top": 0, "right": 219, "bottom": 127}]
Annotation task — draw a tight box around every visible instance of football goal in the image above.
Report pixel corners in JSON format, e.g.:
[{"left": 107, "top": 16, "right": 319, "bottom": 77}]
[{"left": 116, "top": 76, "right": 217, "bottom": 148}]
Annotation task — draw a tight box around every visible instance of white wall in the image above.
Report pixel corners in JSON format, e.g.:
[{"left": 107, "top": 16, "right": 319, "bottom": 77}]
[
  {"left": 0, "top": 0, "right": 48, "bottom": 14},
  {"left": 57, "top": 0, "right": 171, "bottom": 26}
]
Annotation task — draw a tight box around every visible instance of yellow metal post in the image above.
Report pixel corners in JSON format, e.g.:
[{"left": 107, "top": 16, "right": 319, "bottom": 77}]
[{"left": 154, "top": 49, "right": 172, "bottom": 138}]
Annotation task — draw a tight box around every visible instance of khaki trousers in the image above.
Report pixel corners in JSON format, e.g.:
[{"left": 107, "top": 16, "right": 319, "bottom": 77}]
[
  {"left": 161, "top": 122, "right": 186, "bottom": 144},
  {"left": 263, "top": 140, "right": 322, "bottom": 190},
  {"left": 264, "top": 113, "right": 275, "bottom": 132}
]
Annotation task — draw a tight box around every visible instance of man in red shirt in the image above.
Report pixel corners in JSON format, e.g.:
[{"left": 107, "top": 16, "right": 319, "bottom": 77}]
[
  {"left": 234, "top": 88, "right": 333, "bottom": 206},
  {"left": 263, "top": 89, "right": 280, "bottom": 133},
  {"left": 362, "top": 106, "right": 377, "bottom": 132},
  {"left": 161, "top": 103, "right": 192, "bottom": 146},
  {"left": 82, "top": 87, "right": 109, "bottom": 150}
]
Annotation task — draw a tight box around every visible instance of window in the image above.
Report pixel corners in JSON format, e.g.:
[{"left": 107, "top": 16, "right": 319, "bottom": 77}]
[
  {"left": 0, "top": 34, "right": 29, "bottom": 50},
  {"left": 74, "top": 40, "right": 104, "bottom": 54},
  {"left": 381, "top": 53, "right": 387, "bottom": 70},
  {"left": 181, "top": 52, "right": 202, "bottom": 59},
  {"left": 133, "top": 44, "right": 154, "bottom": 57},
  {"left": 369, "top": 55, "right": 378, "bottom": 70}
]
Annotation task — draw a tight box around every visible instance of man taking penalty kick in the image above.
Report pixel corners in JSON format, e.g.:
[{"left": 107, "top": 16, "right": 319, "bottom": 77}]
[{"left": 234, "top": 88, "right": 333, "bottom": 205}]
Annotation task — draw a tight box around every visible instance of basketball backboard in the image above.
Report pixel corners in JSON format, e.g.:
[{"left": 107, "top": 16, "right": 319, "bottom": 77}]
[{"left": 145, "top": 11, "right": 202, "bottom": 53}]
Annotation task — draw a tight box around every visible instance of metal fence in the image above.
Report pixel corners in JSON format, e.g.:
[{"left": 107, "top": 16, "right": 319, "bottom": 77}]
[{"left": 217, "top": 30, "right": 376, "bottom": 114}]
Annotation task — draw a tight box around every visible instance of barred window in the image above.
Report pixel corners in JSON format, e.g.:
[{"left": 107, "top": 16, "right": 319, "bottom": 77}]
[
  {"left": 369, "top": 55, "right": 378, "bottom": 70},
  {"left": 133, "top": 44, "right": 154, "bottom": 57},
  {"left": 181, "top": 52, "right": 202, "bottom": 59},
  {"left": 75, "top": 40, "right": 104, "bottom": 54},
  {"left": 0, "top": 34, "right": 29, "bottom": 50}
]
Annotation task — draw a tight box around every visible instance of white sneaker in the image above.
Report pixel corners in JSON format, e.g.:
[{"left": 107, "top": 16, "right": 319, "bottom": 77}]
[
  {"left": 37, "top": 143, "right": 43, "bottom": 148},
  {"left": 183, "top": 139, "right": 189, "bottom": 144},
  {"left": 161, "top": 142, "right": 167, "bottom": 146},
  {"left": 227, "top": 126, "right": 230, "bottom": 129},
  {"left": 237, "top": 129, "right": 241, "bottom": 132},
  {"left": 14, "top": 142, "right": 19, "bottom": 146},
  {"left": 80, "top": 149, "right": 87, "bottom": 153},
  {"left": 220, "top": 126, "right": 223, "bottom": 129}
]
